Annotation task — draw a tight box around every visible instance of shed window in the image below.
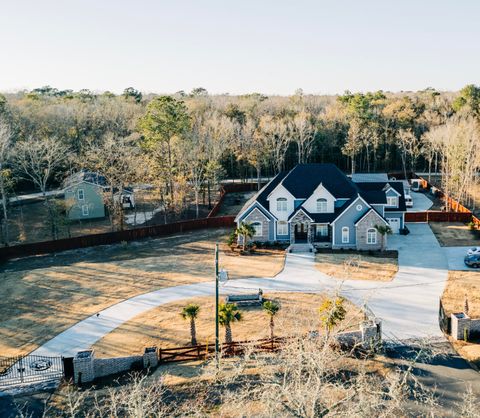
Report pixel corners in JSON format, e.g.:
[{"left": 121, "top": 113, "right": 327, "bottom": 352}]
[
  {"left": 81, "top": 204, "right": 89, "bottom": 216},
  {"left": 277, "top": 221, "right": 288, "bottom": 236},
  {"left": 367, "top": 228, "right": 377, "bottom": 244},
  {"left": 316, "top": 198, "right": 327, "bottom": 212},
  {"left": 77, "top": 189, "right": 85, "bottom": 201},
  {"left": 251, "top": 222, "right": 262, "bottom": 237},
  {"left": 276, "top": 198, "right": 287, "bottom": 212},
  {"left": 342, "top": 227, "right": 349, "bottom": 243}
]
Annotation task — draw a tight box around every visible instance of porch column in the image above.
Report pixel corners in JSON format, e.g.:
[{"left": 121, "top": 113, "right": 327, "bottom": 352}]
[{"left": 290, "top": 222, "right": 295, "bottom": 244}]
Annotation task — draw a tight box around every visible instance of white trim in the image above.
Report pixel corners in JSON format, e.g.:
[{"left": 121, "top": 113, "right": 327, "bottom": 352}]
[
  {"left": 77, "top": 188, "right": 85, "bottom": 201},
  {"left": 276, "top": 197, "right": 288, "bottom": 212},
  {"left": 81, "top": 204, "right": 89, "bottom": 216},
  {"left": 341, "top": 226, "right": 349, "bottom": 243},
  {"left": 316, "top": 198, "right": 328, "bottom": 213},
  {"left": 235, "top": 201, "right": 276, "bottom": 222},
  {"left": 277, "top": 221, "right": 288, "bottom": 236},
  {"left": 384, "top": 186, "right": 401, "bottom": 196},
  {"left": 367, "top": 228, "right": 377, "bottom": 244},
  {"left": 354, "top": 208, "right": 388, "bottom": 226},
  {"left": 331, "top": 195, "right": 371, "bottom": 225},
  {"left": 266, "top": 183, "right": 296, "bottom": 200},
  {"left": 287, "top": 208, "right": 314, "bottom": 223},
  {"left": 243, "top": 207, "right": 270, "bottom": 223},
  {"left": 386, "top": 196, "right": 398, "bottom": 207}
]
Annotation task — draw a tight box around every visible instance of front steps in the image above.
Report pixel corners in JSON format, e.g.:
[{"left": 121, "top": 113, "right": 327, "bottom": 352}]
[{"left": 287, "top": 243, "right": 314, "bottom": 253}]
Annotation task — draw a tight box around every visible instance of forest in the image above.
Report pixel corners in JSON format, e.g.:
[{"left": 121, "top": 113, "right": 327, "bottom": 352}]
[{"left": 0, "top": 84, "right": 479, "bottom": 244}]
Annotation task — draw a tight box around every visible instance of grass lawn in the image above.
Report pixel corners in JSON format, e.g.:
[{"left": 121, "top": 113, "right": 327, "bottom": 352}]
[
  {"left": 0, "top": 228, "right": 285, "bottom": 358},
  {"left": 91, "top": 292, "right": 363, "bottom": 358},
  {"left": 315, "top": 252, "right": 398, "bottom": 281},
  {"left": 429, "top": 222, "right": 480, "bottom": 247},
  {"left": 442, "top": 270, "right": 480, "bottom": 367}
]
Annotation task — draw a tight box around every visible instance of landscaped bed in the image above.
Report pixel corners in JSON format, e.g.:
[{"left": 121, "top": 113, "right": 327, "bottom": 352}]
[
  {"left": 429, "top": 222, "right": 480, "bottom": 247},
  {"left": 315, "top": 251, "right": 398, "bottom": 281},
  {"left": 441, "top": 270, "right": 480, "bottom": 367},
  {"left": 91, "top": 292, "right": 364, "bottom": 358},
  {"left": 0, "top": 228, "right": 285, "bottom": 358}
]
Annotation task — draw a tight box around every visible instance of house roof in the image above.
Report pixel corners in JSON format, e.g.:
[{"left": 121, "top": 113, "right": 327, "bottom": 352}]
[
  {"left": 64, "top": 170, "right": 107, "bottom": 188},
  {"left": 351, "top": 173, "right": 389, "bottom": 183},
  {"left": 281, "top": 164, "right": 358, "bottom": 199},
  {"left": 354, "top": 207, "right": 388, "bottom": 226}
]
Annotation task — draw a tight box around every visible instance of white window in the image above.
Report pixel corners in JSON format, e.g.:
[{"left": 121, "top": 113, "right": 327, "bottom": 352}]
[
  {"left": 316, "top": 198, "right": 327, "bottom": 212},
  {"left": 77, "top": 189, "right": 85, "bottom": 201},
  {"left": 386, "top": 196, "right": 397, "bottom": 207},
  {"left": 342, "top": 227, "right": 349, "bottom": 243},
  {"left": 367, "top": 228, "right": 377, "bottom": 244},
  {"left": 276, "top": 198, "right": 287, "bottom": 212},
  {"left": 277, "top": 221, "right": 288, "bottom": 236},
  {"left": 251, "top": 222, "right": 262, "bottom": 237},
  {"left": 81, "top": 204, "right": 89, "bottom": 216},
  {"left": 317, "top": 224, "right": 328, "bottom": 236}
]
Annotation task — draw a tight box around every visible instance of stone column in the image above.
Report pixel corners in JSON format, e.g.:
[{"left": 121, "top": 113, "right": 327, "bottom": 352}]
[
  {"left": 73, "top": 350, "right": 95, "bottom": 385},
  {"left": 143, "top": 347, "right": 158, "bottom": 369}
]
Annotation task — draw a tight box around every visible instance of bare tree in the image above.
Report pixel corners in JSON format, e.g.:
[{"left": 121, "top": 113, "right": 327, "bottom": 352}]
[
  {"left": 291, "top": 111, "right": 316, "bottom": 164},
  {"left": 0, "top": 118, "right": 12, "bottom": 244},
  {"left": 13, "top": 136, "right": 69, "bottom": 239}
]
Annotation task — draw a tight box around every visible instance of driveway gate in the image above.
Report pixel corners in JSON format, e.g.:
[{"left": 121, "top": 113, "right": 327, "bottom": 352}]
[{"left": 0, "top": 354, "right": 64, "bottom": 388}]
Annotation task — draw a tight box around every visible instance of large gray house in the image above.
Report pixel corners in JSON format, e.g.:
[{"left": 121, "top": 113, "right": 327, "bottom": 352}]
[{"left": 235, "top": 164, "right": 406, "bottom": 250}]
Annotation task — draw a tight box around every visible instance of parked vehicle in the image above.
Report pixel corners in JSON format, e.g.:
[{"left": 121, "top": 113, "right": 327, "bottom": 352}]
[
  {"left": 405, "top": 194, "right": 413, "bottom": 208},
  {"left": 467, "top": 247, "right": 480, "bottom": 256},
  {"left": 464, "top": 254, "right": 480, "bottom": 268}
]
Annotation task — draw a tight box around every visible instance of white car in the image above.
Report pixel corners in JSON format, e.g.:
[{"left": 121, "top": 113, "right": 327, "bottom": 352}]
[
  {"left": 405, "top": 194, "right": 413, "bottom": 208},
  {"left": 467, "top": 247, "right": 480, "bottom": 256}
]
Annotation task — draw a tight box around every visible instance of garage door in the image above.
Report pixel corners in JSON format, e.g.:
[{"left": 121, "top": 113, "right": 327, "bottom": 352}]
[{"left": 387, "top": 218, "right": 400, "bottom": 234}]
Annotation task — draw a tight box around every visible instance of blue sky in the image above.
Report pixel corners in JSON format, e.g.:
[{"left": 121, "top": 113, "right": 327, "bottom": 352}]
[{"left": 1, "top": 0, "right": 479, "bottom": 95}]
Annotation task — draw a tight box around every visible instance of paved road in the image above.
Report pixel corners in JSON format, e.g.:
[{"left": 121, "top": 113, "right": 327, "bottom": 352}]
[
  {"left": 407, "top": 191, "right": 434, "bottom": 212},
  {"left": 28, "top": 223, "right": 448, "bottom": 358}
]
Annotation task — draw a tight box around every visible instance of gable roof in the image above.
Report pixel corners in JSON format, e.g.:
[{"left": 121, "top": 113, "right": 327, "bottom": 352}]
[
  {"left": 354, "top": 208, "right": 388, "bottom": 226},
  {"left": 281, "top": 164, "right": 358, "bottom": 199},
  {"left": 64, "top": 171, "right": 107, "bottom": 188}
]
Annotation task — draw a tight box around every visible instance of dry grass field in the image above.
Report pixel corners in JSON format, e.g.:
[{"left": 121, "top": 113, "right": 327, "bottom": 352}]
[
  {"left": 0, "top": 228, "right": 285, "bottom": 357},
  {"left": 315, "top": 253, "right": 398, "bottom": 281},
  {"left": 92, "top": 292, "right": 363, "bottom": 358},
  {"left": 429, "top": 222, "right": 480, "bottom": 247},
  {"left": 441, "top": 270, "right": 480, "bottom": 318}
]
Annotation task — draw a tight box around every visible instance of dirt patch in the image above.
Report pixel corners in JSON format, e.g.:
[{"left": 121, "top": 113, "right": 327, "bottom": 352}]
[
  {"left": 429, "top": 222, "right": 480, "bottom": 247},
  {"left": 441, "top": 270, "right": 480, "bottom": 318},
  {"left": 315, "top": 253, "right": 398, "bottom": 281},
  {"left": 0, "top": 228, "right": 285, "bottom": 357},
  {"left": 92, "top": 292, "right": 363, "bottom": 358},
  {"left": 449, "top": 337, "right": 480, "bottom": 368},
  {"left": 216, "top": 191, "right": 256, "bottom": 216}
]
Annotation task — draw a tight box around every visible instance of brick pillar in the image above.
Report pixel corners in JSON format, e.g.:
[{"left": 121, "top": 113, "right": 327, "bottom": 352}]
[
  {"left": 73, "top": 350, "right": 95, "bottom": 385},
  {"left": 143, "top": 347, "right": 158, "bottom": 369}
]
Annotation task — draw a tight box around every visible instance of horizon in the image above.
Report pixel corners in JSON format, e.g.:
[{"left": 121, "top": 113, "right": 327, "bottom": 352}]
[{"left": 2, "top": 0, "right": 479, "bottom": 95}]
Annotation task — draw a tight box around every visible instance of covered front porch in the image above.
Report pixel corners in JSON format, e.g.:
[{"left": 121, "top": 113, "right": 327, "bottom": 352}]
[{"left": 290, "top": 217, "right": 331, "bottom": 246}]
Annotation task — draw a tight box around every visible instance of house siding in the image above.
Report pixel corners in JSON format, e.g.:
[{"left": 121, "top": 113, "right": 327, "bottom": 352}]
[
  {"left": 356, "top": 211, "right": 384, "bottom": 251},
  {"left": 332, "top": 198, "right": 369, "bottom": 248},
  {"left": 242, "top": 208, "right": 270, "bottom": 242},
  {"left": 65, "top": 182, "right": 105, "bottom": 220}
]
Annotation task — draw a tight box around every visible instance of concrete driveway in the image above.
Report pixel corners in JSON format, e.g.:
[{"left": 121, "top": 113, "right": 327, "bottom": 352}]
[
  {"left": 444, "top": 246, "right": 480, "bottom": 270},
  {"left": 407, "top": 191, "right": 434, "bottom": 212},
  {"left": 29, "top": 224, "right": 448, "bottom": 358}
]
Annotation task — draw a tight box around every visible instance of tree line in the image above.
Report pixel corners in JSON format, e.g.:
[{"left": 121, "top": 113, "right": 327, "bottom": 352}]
[{"left": 0, "top": 84, "right": 479, "bottom": 244}]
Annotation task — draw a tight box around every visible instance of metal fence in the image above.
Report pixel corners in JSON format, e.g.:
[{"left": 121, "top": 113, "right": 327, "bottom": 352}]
[{"left": 0, "top": 354, "right": 64, "bottom": 388}]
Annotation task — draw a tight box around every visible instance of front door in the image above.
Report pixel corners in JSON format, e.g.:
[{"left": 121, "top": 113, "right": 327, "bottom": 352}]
[{"left": 294, "top": 223, "right": 308, "bottom": 242}]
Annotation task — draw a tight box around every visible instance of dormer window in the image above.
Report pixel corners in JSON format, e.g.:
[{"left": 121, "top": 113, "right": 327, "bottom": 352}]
[
  {"left": 276, "top": 198, "right": 287, "bottom": 211},
  {"left": 316, "top": 198, "right": 327, "bottom": 212},
  {"left": 386, "top": 196, "right": 397, "bottom": 207}
]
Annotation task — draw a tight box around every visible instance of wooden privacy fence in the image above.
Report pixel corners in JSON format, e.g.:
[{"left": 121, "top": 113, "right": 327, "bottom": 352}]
[
  {"left": 0, "top": 216, "right": 235, "bottom": 262},
  {"left": 158, "top": 337, "right": 286, "bottom": 364},
  {"left": 207, "top": 182, "right": 263, "bottom": 218},
  {"left": 405, "top": 211, "right": 472, "bottom": 223}
]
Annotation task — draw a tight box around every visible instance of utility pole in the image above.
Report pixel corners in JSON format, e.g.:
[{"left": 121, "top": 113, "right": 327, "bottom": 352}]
[{"left": 215, "top": 243, "right": 219, "bottom": 369}]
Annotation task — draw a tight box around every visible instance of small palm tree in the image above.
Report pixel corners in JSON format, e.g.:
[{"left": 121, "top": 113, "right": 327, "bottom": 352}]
[
  {"left": 374, "top": 224, "right": 392, "bottom": 251},
  {"left": 318, "top": 297, "right": 346, "bottom": 339},
  {"left": 180, "top": 303, "right": 200, "bottom": 346},
  {"left": 263, "top": 300, "right": 280, "bottom": 340},
  {"left": 235, "top": 222, "right": 256, "bottom": 251},
  {"left": 218, "top": 303, "right": 242, "bottom": 343}
]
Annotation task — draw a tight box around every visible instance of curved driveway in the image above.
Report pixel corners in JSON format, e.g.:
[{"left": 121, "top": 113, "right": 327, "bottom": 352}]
[{"left": 32, "top": 223, "right": 448, "bottom": 357}]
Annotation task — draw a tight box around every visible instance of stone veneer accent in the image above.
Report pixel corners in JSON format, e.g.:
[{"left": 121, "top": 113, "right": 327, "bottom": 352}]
[
  {"left": 355, "top": 210, "right": 384, "bottom": 251},
  {"left": 451, "top": 312, "right": 480, "bottom": 340},
  {"left": 73, "top": 347, "right": 158, "bottom": 384},
  {"left": 289, "top": 211, "right": 312, "bottom": 244},
  {"left": 241, "top": 208, "right": 269, "bottom": 242}
]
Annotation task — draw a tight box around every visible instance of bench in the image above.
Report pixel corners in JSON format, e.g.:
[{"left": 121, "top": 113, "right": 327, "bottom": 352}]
[{"left": 225, "top": 291, "right": 263, "bottom": 306}]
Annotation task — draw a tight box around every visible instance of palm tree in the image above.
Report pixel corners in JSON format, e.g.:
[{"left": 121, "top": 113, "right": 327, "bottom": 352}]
[
  {"left": 262, "top": 300, "right": 280, "bottom": 340},
  {"left": 218, "top": 303, "right": 242, "bottom": 343},
  {"left": 374, "top": 224, "right": 393, "bottom": 251},
  {"left": 180, "top": 303, "right": 200, "bottom": 346},
  {"left": 235, "top": 222, "right": 256, "bottom": 251}
]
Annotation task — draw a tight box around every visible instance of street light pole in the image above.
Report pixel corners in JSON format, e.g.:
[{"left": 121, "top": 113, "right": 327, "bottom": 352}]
[{"left": 215, "top": 243, "right": 219, "bottom": 369}]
